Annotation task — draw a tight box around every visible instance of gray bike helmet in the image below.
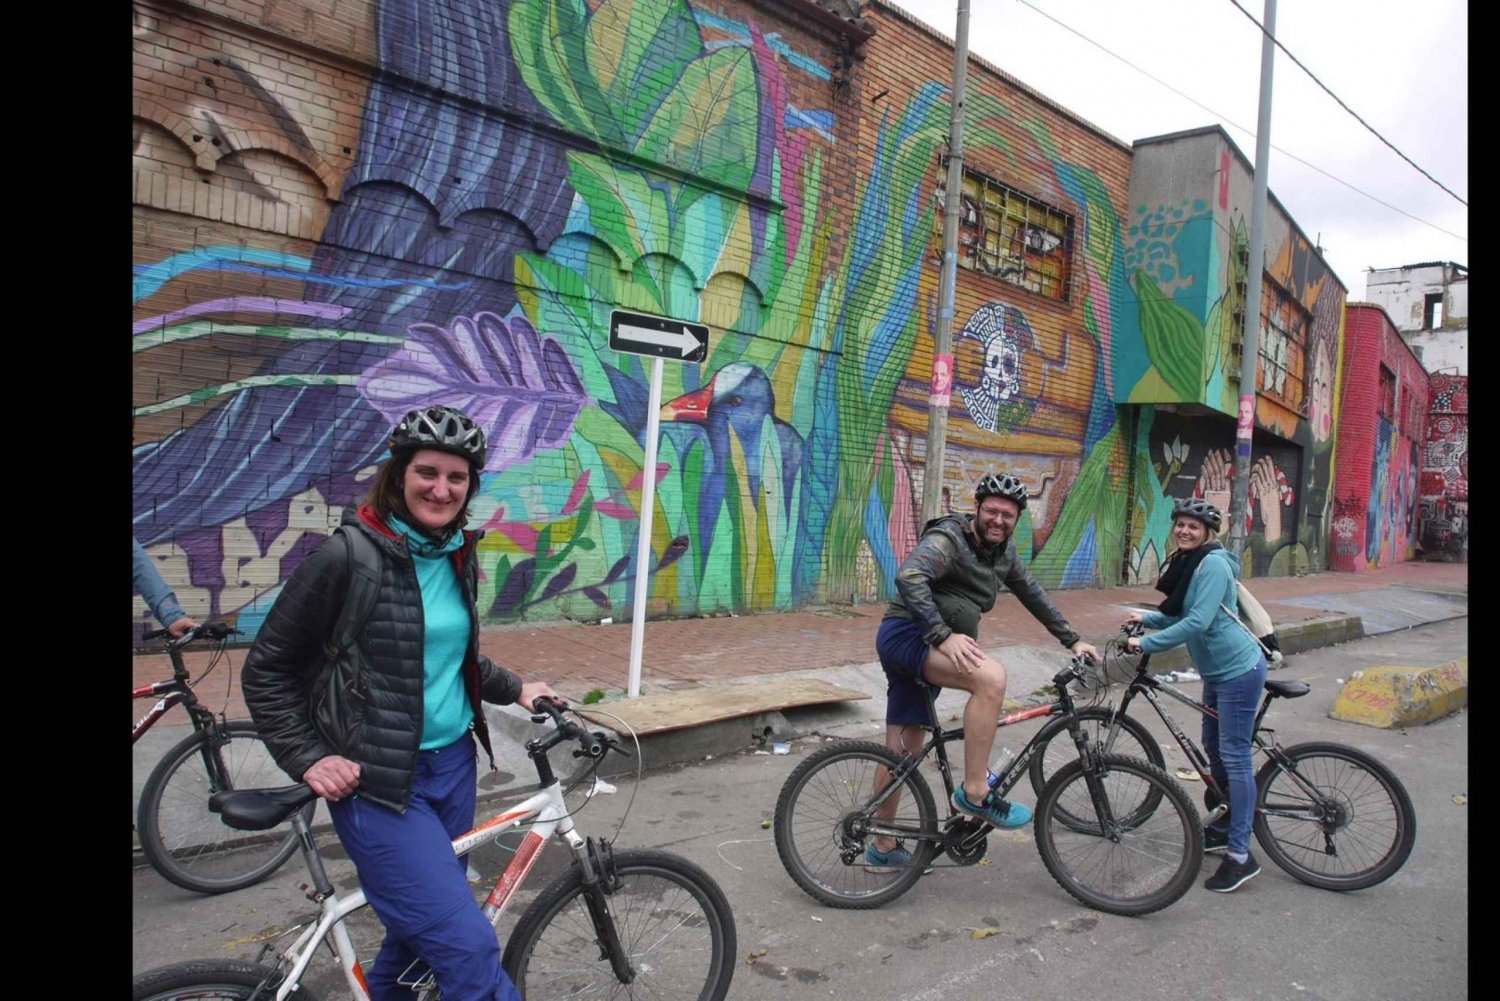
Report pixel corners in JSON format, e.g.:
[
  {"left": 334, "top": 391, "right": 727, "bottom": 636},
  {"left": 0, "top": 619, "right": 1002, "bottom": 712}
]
[
  {"left": 1172, "top": 496, "right": 1223, "bottom": 531},
  {"left": 975, "top": 472, "right": 1028, "bottom": 510},
  {"left": 389, "top": 405, "right": 488, "bottom": 469}
]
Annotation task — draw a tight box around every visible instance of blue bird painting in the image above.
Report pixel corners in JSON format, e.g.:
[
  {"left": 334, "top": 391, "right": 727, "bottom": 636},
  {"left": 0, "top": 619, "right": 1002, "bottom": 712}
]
[{"left": 659, "top": 361, "right": 807, "bottom": 576}]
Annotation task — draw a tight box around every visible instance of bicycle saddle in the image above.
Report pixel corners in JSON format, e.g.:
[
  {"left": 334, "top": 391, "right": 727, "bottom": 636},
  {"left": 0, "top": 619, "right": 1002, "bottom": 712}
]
[
  {"left": 210, "top": 784, "right": 319, "bottom": 831},
  {"left": 1264, "top": 679, "right": 1310, "bottom": 699}
]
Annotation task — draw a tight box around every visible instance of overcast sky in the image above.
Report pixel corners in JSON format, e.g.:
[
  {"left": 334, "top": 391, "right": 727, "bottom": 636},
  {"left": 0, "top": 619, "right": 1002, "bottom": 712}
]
[{"left": 887, "top": 0, "right": 1469, "bottom": 299}]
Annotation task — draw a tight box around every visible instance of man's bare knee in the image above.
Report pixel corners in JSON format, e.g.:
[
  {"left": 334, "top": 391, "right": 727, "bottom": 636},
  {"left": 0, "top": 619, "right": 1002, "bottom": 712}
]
[{"left": 974, "top": 660, "right": 1008, "bottom": 701}]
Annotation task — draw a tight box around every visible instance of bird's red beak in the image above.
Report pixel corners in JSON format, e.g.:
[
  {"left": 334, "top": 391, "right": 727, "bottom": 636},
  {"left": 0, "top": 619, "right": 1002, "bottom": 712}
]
[{"left": 662, "top": 380, "right": 715, "bottom": 422}]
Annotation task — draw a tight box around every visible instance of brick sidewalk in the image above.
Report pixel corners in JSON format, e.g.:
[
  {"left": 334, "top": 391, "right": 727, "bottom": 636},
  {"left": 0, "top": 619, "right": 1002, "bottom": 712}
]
[{"left": 133, "top": 559, "right": 1467, "bottom": 728}]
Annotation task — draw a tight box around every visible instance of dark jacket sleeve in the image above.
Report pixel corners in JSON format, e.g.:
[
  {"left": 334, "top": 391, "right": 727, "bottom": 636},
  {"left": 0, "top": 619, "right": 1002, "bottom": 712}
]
[
  {"left": 894, "top": 531, "right": 960, "bottom": 646},
  {"left": 477, "top": 655, "right": 524, "bottom": 705},
  {"left": 241, "top": 537, "right": 348, "bottom": 782},
  {"left": 1003, "top": 558, "right": 1081, "bottom": 649}
]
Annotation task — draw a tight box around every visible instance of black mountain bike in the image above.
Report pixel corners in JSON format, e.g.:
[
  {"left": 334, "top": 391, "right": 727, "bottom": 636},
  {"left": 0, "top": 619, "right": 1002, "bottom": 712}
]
[
  {"left": 774, "top": 655, "right": 1202, "bottom": 917},
  {"left": 1027, "top": 624, "right": 1417, "bottom": 891},
  {"left": 134, "top": 622, "right": 312, "bottom": 893}
]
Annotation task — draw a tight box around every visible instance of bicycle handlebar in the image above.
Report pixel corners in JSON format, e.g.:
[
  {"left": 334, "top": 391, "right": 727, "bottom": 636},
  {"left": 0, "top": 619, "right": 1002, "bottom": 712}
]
[
  {"left": 529, "top": 696, "right": 619, "bottom": 761},
  {"left": 142, "top": 621, "right": 241, "bottom": 645}
]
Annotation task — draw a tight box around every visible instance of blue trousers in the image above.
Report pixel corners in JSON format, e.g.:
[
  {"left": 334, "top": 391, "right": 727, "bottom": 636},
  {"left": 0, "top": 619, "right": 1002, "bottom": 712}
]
[
  {"left": 328, "top": 735, "right": 520, "bottom": 1001},
  {"left": 1202, "top": 657, "right": 1269, "bottom": 858}
]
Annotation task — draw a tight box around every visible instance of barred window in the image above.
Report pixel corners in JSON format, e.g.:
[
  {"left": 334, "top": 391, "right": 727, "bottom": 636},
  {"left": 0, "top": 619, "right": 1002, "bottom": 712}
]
[
  {"left": 1257, "top": 278, "right": 1309, "bottom": 412},
  {"left": 1378, "top": 365, "right": 1396, "bottom": 421},
  {"left": 941, "top": 159, "right": 1074, "bottom": 301}
]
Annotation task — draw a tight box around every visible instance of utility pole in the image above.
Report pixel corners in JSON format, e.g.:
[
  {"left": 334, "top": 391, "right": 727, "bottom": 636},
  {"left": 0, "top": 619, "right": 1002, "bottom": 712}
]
[
  {"left": 1225, "top": 0, "right": 1277, "bottom": 565},
  {"left": 920, "top": 0, "right": 971, "bottom": 525}
]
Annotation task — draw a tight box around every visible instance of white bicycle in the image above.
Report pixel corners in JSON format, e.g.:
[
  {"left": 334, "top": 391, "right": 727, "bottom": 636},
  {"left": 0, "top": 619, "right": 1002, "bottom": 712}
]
[{"left": 132, "top": 699, "right": 737, "bottom": 1000}]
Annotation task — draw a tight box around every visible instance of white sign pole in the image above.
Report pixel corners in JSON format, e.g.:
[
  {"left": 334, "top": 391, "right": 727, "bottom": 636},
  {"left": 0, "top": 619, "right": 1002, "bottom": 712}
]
[{"left": 627, "top": 355, "right": 665, "bottom": 698}]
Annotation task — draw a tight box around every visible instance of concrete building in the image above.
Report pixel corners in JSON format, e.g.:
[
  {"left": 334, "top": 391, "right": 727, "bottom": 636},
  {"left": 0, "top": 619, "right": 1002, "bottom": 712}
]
[
  {"left": 1118, "top": 126, "right": 1347, "bottom": 582},
  {"left": 1364, "top": 262, "right": 1467, "bottom": 376}
]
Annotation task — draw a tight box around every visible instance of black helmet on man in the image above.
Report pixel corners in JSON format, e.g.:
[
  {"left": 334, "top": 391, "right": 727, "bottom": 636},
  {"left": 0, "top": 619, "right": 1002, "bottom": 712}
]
[
  {"left": 1172, "top": 496, "right": 1223, "bottom": 531},
  {"left": 975, "top": 472, "right": 1028, "bottom": 510},
  {"left": 389, "top": 405, "right": 488, "bottom": 469}
]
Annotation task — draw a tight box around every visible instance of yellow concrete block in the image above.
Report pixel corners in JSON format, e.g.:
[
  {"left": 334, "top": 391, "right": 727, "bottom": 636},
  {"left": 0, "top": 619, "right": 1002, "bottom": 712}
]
[{"left": 1330, "top": 659, "right": 1468, "bottom": 728}]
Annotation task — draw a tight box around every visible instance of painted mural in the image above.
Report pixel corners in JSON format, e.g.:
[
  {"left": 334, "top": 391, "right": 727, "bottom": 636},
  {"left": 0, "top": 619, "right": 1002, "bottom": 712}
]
[
  {"left": 1364, "top": 416, "right": 1421, "bottom": 568},
  {"left": 1116, "top": 146, "right": 1345, "bottom": 581},
  {"left": 1419, "top": 376, "right": 1468, "bottom": 560},
  {"left": 132, "top": 0, "right": 1141, "bottom": 639}
]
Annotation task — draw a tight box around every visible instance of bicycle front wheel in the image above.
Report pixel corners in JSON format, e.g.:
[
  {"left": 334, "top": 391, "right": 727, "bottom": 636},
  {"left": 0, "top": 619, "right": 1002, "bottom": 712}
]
[
  {"left": 137, "top": 719, "right": 311, "bottom": 894},
  {"left": 773, "top": 740, "right": 938, "bottom": 909},
  {"left": 502, "top": 849, "right": 736, "bottom": 1001},
  {"left": 132, "top": 960, "right": 318, "bottom": 1001},
  {"left": 1034, "top": 754, "right": 1202, "bottom": 916},
  {"left": 1253, "top": 741, "right": 1416, "bottom": 890}
]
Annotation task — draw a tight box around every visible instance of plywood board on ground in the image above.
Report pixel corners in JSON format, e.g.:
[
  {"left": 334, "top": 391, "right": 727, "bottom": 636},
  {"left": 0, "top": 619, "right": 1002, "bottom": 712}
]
[{"left": 575, "top": 679, "right": 870, "bottom": 736}]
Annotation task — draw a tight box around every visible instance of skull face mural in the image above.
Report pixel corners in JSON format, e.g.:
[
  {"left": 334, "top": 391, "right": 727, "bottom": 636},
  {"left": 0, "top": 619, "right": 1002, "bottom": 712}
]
[{"left": 959, "top": 303, "right": 1035, "bottom": 433}]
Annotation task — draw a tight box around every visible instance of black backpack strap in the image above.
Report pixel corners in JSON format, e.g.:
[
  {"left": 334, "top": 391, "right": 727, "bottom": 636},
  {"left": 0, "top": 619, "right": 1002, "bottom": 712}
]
[{"left": 333, "top": 525, "right": 381, "bottom": 655}]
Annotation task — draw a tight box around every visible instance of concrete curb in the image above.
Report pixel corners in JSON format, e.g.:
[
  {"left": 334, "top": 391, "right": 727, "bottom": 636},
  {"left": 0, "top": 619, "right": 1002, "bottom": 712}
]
[
  {"left": 575, "top": 611, "right": 1381, "bottom": 772},
  {"left": 1330, "top": 657, "right": 1468, "bottom": 728}
]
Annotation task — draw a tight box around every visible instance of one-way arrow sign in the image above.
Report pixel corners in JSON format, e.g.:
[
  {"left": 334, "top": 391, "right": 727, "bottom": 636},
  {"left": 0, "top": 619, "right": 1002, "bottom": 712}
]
[{"left": 609, "top": 309, "right": 708, "bottom": 363}]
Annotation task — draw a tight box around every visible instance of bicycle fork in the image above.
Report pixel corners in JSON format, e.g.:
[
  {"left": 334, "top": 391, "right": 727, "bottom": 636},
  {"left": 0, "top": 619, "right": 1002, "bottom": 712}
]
[{"left": 574, "top": 837, "right": 635, "bottom": 985}]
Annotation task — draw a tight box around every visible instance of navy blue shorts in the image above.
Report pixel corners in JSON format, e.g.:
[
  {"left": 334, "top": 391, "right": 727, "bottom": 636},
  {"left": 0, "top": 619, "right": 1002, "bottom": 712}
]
[{"left": 877, "top": 617, "right": 941, "bottom": 726}]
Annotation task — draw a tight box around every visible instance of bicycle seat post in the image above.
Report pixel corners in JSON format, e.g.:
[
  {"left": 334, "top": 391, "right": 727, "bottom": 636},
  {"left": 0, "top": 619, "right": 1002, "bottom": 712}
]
[{"left": 290, "top": 811, "right": 337, "bottom": 902}]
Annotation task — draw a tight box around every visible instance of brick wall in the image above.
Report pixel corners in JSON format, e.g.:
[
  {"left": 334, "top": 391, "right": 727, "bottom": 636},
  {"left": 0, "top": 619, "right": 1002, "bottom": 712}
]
[{"left": 1331, "top": 304, "right": 1429, "bottom": 570}]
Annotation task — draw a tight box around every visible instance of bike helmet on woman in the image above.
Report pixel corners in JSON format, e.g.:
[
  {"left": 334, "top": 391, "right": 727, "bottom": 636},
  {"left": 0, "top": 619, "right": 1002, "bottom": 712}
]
[
  {"left": 974, "top": 472, "right": 1028, "bottom": 510},
  {"left": 388, "top": 405, "right": 488, "bottom": 469},
  {"left": 1172, "top": 496, "right": 1223, "bottom": 531}
]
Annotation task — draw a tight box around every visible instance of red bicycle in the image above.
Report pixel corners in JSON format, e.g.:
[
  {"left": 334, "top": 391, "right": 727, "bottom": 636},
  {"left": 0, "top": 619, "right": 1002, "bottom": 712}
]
[{"left": 134, "top": 622, "right": 311, "bottom": 893}]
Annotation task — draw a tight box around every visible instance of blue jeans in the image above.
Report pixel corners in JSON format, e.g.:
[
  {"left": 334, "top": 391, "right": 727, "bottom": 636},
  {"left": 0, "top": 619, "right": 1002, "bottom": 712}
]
[
  {"left": 328, "top": 735, "right": 520, "bottom": 1001},
  {"left": 1202, "top": 657, "right": 1269, "bottom": 858}
]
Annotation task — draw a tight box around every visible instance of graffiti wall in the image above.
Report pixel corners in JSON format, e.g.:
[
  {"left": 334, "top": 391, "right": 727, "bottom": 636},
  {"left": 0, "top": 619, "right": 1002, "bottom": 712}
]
[
  {"left": 1330, "top": 304, "right": 1428, "bottom": 571},
  {"left": 133, "top": 0, "right": 1141, "bottom": 640},
  {"left": 1119, "top": 128, "right": 1345, "bottom": 581},
  {"left": 1419, "top": 375, "right": 1468, "bottom": 560}
]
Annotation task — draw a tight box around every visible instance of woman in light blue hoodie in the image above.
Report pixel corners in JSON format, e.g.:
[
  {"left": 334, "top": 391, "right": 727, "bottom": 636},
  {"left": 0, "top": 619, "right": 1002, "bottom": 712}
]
[{"left": 1124, "top": 497, "right": 1268, "bottom": 894}]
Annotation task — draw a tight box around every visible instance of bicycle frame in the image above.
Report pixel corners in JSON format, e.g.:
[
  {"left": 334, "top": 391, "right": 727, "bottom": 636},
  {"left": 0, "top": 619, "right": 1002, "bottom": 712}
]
[
  {"left": 132, "top": 684, "right": 190, "bottom": 743},
  {"left": 864, "top": 679, "right": 1105, "bottom": 846},
  {"left": 1109, "top": 651, "right": 1302, "bottom": 824},
  {"left": 267, "top": 774, "right": 588, "bottom": 1000},
  {"left": 132, "top": 626, "right": 234, "bottom": 743}
]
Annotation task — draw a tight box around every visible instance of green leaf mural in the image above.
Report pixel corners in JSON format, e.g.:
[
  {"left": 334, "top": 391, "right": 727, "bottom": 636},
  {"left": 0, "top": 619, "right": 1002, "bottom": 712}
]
[
  {"left": 1132, "top": 270, "right": 1204, "bottom": 401},
  {"left": 636, "top": 46, "right": 760, "bottom": 191}
]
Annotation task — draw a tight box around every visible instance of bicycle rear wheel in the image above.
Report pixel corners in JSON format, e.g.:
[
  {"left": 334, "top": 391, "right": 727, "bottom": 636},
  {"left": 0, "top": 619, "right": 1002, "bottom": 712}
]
[
  {"left": 137, "top": 719, "right": 311, "bottom": 894},
  {"left": 502, "top": 849, "right": 736, "bottom": 1000},
  {"left": 1034, "top": 754, "right": 1201, "bottom": 916},
  {"left": 1253, "top": 741, "right": 1416, "bottom": 890},
  {"left": 773, "top": 740, "right": 938, "bottom": 909},
  {"left": 131, "top": 960, "right": 317, "bottom": 1001}
]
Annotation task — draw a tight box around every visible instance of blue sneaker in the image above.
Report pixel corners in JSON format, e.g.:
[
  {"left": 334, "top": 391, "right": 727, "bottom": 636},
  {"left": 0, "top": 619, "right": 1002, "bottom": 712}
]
[
  {"left": 952, "top": 787, "right": 1033, "bottom": 829},
  {"left": 864, "top": 843, "right": 934, "bottom": 874}
]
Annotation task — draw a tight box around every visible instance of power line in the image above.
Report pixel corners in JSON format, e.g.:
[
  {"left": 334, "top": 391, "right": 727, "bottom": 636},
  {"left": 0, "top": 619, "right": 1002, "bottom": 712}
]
[
  {"left": 1225, "top": 0, "right": 1467, "bottom": 207},
  {"left": 1012, "top": 0, "right": 1467, "bottom": 243}
]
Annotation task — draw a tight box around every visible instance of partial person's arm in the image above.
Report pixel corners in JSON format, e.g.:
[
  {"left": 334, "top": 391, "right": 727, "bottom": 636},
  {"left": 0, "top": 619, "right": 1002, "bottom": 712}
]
[
  {"left": 1003, "top": 558, "right": 1082, "bottom": 649},
  {"left": 133, "top": 538, "right": 199, "bottom": 637},
  {"left": 893, "top": 532, "right": 961, "bottom": 645}
]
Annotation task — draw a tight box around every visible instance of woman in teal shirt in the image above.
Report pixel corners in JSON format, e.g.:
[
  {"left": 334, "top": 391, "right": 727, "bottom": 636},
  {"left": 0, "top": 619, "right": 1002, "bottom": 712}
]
[{"left": 1124, "top": 497, "right": 1268, "bottom": 894}]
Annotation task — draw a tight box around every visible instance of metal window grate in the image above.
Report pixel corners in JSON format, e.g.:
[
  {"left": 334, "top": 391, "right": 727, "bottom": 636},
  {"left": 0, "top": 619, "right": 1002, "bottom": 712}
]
[{"left": 940, "top": 158, "right": 1074, "bottom": 301}]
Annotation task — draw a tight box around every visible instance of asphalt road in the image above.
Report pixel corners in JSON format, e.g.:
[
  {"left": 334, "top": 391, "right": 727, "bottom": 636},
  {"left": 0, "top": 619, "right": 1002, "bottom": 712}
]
[{"left": 132, "top": 618, "right": 1468, "bottom": 1000}]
